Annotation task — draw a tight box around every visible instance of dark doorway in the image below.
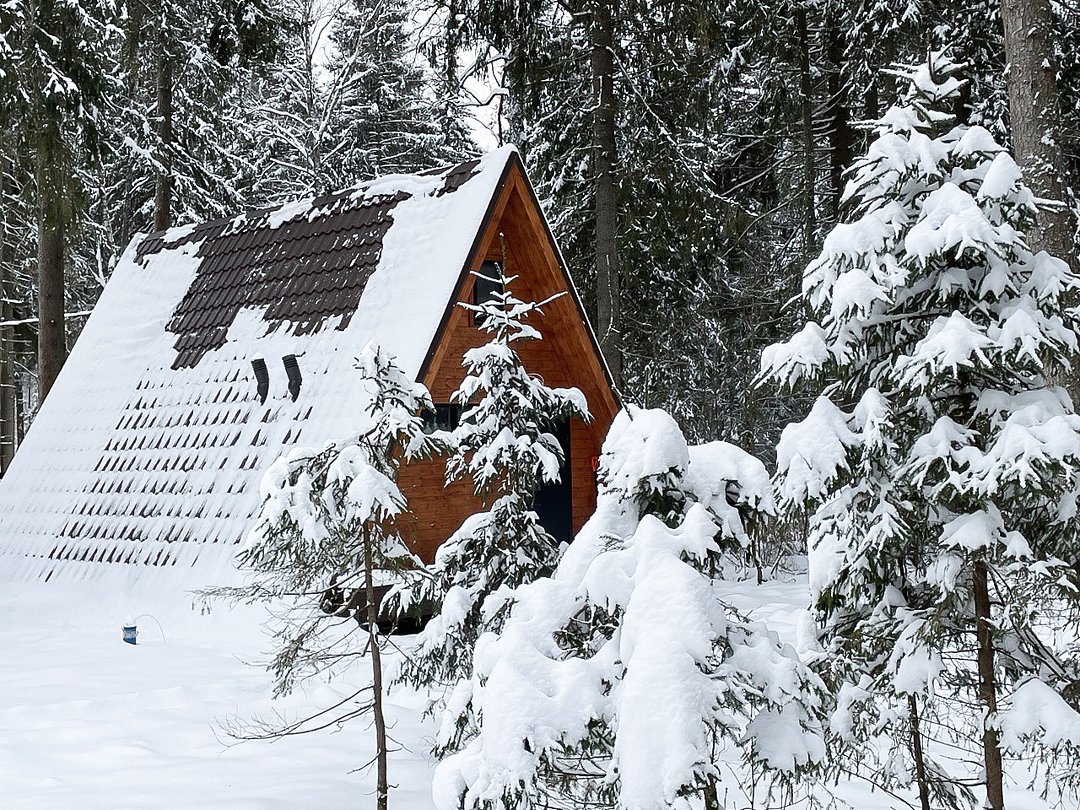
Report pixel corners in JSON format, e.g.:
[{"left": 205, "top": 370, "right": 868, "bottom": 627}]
[{"left": 534, "top": 419, "right": 573, "bottom": 544}]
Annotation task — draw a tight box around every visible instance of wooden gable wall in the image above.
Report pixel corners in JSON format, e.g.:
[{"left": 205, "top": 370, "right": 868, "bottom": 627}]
[{"left": 398, "top": 159, "right": 618, "bottom": 562}]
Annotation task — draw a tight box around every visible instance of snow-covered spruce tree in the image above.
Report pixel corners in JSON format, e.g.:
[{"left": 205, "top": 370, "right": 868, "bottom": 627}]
[
  {"left": 5, "top": 0, "right": 116, "bottom": 398},
  {"left": 243, "top": 0, "right": 465, "bottom": 204},
  {"left": 222, "top": 343, "right": 442, "bottom": 810},
  {"left": 391, "top": 266, "right": 589, "bottom": 752},
  {"left": 432, "top": 406, "right": 826, "bottom": 810},
  {"left": 762, "top": 53, "right": 1080, "bottom": 810}
]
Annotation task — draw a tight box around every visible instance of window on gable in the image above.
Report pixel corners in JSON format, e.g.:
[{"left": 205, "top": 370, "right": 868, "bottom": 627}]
[
  {"left": 472, "top": 260, "right": 504, "bottom": 327},
  {"left": 422, "top": 403, "right": 464, "bottom": 434}
]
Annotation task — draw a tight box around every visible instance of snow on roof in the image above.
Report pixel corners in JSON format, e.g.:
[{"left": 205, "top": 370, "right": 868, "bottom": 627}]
[{"left": 0, "top": 147, "right": 517, "bottom": 584}]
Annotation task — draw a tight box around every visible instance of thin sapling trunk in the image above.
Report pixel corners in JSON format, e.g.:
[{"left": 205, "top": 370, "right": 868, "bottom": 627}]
[
  {"left": 973, "top": 558, "right": 1005, "bottom": 810},
  {"left": 364, "top": 527, "right": 390, "bottom": 810}
]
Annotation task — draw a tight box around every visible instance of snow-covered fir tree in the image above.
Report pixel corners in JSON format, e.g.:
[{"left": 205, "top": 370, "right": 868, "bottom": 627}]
[
  {"left": 101, "top": 0, "right": 283, "bottom": 237},
  {"left": 245, "top": 0, "right": 465, "bottom": 203},
  {"left": 762, "top": 53, "right": 1080, "bottom": 810},
  {"left": 323, "top": 0, "right": 466, "bottom": 180},
  {"left": 432, "top": 406, "right": 826, "bottom": 810},
  {"left": 219, "top": 343, "right": 442, "bottom": 810},
  {"left": 3, "top": 0, "right": 117, "bottom": 397},
  {"left": 392, "top": 265, "right": 589, "bottom": 753}
]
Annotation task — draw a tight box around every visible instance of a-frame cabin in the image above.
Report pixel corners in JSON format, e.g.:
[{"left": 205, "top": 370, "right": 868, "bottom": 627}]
[{"left": 0, "top": 147, "right": 617, "bottom": 584}]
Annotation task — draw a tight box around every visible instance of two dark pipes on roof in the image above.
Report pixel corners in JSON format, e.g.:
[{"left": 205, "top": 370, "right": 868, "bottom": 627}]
[{"left": 251, "top": 356, "right": 302, "bottom": 404}]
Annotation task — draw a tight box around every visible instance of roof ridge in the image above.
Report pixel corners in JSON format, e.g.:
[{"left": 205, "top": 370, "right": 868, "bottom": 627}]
[{"left": 137, "top": 150, "right": 515, "bottom": 253}]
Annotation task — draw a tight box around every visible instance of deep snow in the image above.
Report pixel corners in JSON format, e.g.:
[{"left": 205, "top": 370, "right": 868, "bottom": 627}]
[{"left": 0, "top": 574, "right": 1058, "bottom": 809}]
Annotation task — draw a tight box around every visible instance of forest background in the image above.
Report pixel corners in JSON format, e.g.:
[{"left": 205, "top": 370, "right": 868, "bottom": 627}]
[{"left": 1, "top": 0, "right": 1076, "bottom": 466}]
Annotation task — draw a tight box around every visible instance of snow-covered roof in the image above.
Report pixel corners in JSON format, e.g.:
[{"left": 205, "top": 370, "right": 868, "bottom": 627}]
[{"left": 0, "top": 147, "right": 518, "bottom": 583}]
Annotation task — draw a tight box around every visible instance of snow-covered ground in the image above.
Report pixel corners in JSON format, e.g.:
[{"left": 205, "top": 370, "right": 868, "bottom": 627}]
[
  {"left": 0, "top": 574, "right": 1057, "bottom": 809},
  {"left": 0, "top": 574, "right": 435, "bottom": 810}
]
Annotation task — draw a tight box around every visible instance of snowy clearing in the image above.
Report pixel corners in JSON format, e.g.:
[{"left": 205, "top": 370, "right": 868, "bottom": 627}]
[{"left": 0, "top": 573, "right": 1058, "bottom": 809}]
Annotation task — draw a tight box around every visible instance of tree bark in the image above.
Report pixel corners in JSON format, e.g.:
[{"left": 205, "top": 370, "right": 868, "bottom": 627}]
[
  {"left": 907, "top": 694, "right": 932, "bottom": 810},
  {"left": 590, "top": 0, "right": 622, "bottom": 389},
  {"left": 0, "top": 139, "right": 13, "bottom": 474},
  {"left": 1000, "top": 0, "right": 1076, "bottom": 266},
  {"left": 364, "top": 529, "right": 389, "bottom": 810},
  {"left": 973, "top": 558, "right": 1005, "bottom": 810},
  {"left": 797, "top": 6, "right": 816, "bottom": 255},
  {"left": 825, "top": 25, "right": 853, "bottom": 219},
  {"left": 154, "top": 28, "right": 174, "bottom": 233},
  {"left": 703, "top": 776, "right": 720, "bottom": 810},
  {"left": 36, "top": 144, "right": 67, "bottom": 403},
  {"left": 0, "top": 230, "right": 13, "bottom": 475}
]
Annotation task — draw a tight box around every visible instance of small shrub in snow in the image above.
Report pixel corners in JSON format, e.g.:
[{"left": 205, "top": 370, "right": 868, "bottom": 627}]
[
  {"left": 434, "top": 407, "right": 827, "bottom": 810},
  {"left": 214, "top": 343, "right": 442, "bottom": 810},
  {"left": 391, "top": 264, "right": 589, "bottom": 753},
  {"left": 763, "top": 52, "right": 1080, "bottom": 810}
]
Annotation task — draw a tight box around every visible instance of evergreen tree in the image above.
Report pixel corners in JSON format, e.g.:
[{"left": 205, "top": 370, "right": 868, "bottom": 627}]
[
  {"left": 245, "top": 0, "right": 467, "bottom": 203},
  {"left": 213, "top": 343, "right": 443, "bottom": 810},
  {"left": 4, "top": 0, "right": 116, "bottom": 399},
  {"left": 325, "top": 0, "right": 466, "bottom": 181},
  {"left": 392, "top": 265, "right": 589, "bottom": 754},
  {"left": 97, "top": 0, "right": 283, "bottom": 249},
  {"left": 433, "top": 407, "right": 826, "bottom": 810},
  {"left": 763, "top": 53, "right": 1080, "bottom": 810}
]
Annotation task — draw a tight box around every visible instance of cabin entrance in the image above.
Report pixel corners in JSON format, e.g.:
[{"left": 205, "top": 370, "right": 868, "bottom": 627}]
[{"left": 534, "top": 419, "right": 573, "bottom": 544}]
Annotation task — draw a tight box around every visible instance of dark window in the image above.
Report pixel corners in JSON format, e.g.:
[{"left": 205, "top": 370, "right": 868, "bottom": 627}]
[
  {"left": 251, "top": 359, "right": 269, "bottom": 404},
  {"left": 422, "top": 403, "right": 463, "bottom": 434},
  {"left": 533, "top": 419, "right": 573, "bottom": 544},
  {"left": 472, "top": 260, "right": 504, "bottom": 326}
]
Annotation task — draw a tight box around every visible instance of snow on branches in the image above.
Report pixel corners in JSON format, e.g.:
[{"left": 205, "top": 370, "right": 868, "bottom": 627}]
[
  {"left": 237, "top": 343, "right": 441, "bottom": 692},
  {"left": 433, "top": 407, "right": 826, "bottom": 810},
  {"left": 762, "top": 52, "right": 1080, "bottom": 808},
  {"left": 392, "top": 266, "right": 589, "bottom": 752}
]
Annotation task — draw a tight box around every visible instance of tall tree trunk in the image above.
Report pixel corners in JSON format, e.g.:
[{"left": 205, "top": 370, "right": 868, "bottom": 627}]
[
  {"left": 444, "top": 0, "right": 459, "bottom": 143},
  {"left": 1000, "top": 0, "right": 1076, "bottom": 266},
  {"left": 364, "top": 530, "right": 389, "bottom": 810},
  {"left": 825, "top": 25, "right": 853, "bottom": 219},
  {"left": 36, "top": 145, "right": 67, "bottom": 403},
  {"left": 797, "top": 6, "right": 816, "bottom": 255},
  {"left": 154, "top": 30, "right": 174, "bottom": 232},
  {"left": 907, "top": 694, "right": 932, "bottom": 810},
  {"left": 703, "top": 776, "right": 720, "bottom": 810},
  {"left": 0, "top": 229, "right": 13, "bottom": 475},
  {"left": 590, "top": 0, "right": 622, "bottom": 389},
  {"left": 973, "top": 558, "right": 1005, "bottom": 810},
  {"left": 0, "top": 141, "right": 13, "bottom": 473}
]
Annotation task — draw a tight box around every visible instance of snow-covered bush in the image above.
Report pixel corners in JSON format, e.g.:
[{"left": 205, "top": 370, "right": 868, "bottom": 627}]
[
  {"left": 433, "top": 407, "right": 826, "bottom": 810},
  {"left": 762, "top": 52, "right": 1080, "bottom": 810},
  {"left": 391, "top": 265, "right": 589, "bottom": 752}
]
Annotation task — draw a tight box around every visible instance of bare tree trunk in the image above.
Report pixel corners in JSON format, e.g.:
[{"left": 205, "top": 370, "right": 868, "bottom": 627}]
[
  {"left": 0, "top": 140, "right": 13, "bottom": 474},
  {"left": 444, "top": 0, "right": 460, "bottom": 144},
  {"left": 1000, "top": 0, "right": 1076, "bottom": 266},
  {"left": 825, "top": 25, "right": 853, "bottom": 219},
  {"left": 907, "top": 694, "right": 932, "bottom": 810},
  {"left": 154, "top": 29, "right": 174, "bottom": 233},
  {"left": 364, "top": 530, "right": 389, "bottom": 810},
  {"left": 36, "top": 145, "right": 67, "bottom": 402},
  {"left": 797, "top": 6, "right": 816, "bottom": 255},
  {"left": 973, "top": 558, "right": 1005, "bottom": 810},
  {"left": 703, "top": 776, "right": 720, "bottom": 810},
  {"left": 0, "top": 286, "right": 12, "bottom": 474},
  {"left": 0, "top": 231, "right": 13, "bottom": 475},
  {"left": 590, "top": 0, "right": 622, "bottom": 389}
]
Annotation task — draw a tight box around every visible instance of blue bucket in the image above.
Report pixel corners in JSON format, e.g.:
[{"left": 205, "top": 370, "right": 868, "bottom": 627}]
[{"left": 122, "top": 625, "right": 138, "bottom": 645}]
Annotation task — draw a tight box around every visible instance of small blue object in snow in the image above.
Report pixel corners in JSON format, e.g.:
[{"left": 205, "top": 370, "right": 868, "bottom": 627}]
[{"left": 122, "top": 625, "right": 138, "bottom": 645}]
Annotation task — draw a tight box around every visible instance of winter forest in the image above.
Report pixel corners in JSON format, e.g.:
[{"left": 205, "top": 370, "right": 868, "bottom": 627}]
[{"left": 3, "top": 0, "right": 1080, "bottom": 808}]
